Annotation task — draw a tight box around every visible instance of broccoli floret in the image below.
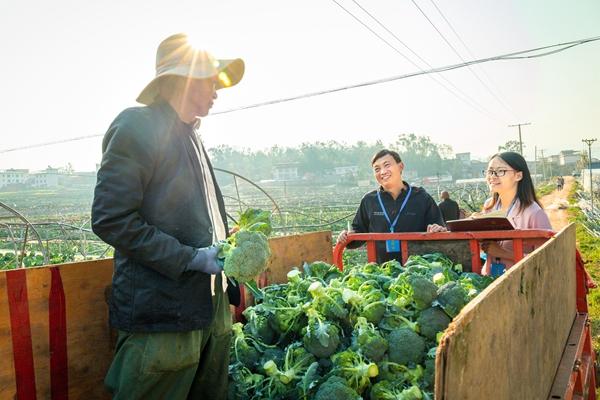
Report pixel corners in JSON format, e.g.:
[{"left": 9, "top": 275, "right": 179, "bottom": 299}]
[
  {"left": 376, "top": 361, "right": 424, "bottom": 386},
  {"left": 227, "top": 363, "right": 264, "bottom": 399},
  {"left": 458, "top": 273, "right": 494, "bottom": 301},
  {"left": 263, "top": 343, "right": 316, "bottom": 385},
  {"left": 436, "top": 281, "right": 468, "bottom": 318},
  {"left": 379, "top": 259, "right": 403, "bottom": 277},
  {"left": 357, "top": 263, "right": 399, "bottom": 286},
  {"left": 361, "top": 301, "right": 387, "bottom": 325},
  {"left": 358, "top": 281, "right": 387, "bottom": 324},
  {"left": 403, "top": 255, "right": 432, "bottom": 268},
  {"left": 283, "top": 269, "right": 313, "bottom": 307},
  {"left": 389, "top": 272, "right": 438, "bottom": 312},
  {"left": 352, "top": 317, "right": 388, "bottom": 362},
  {"left": 400, "top": 385, "right": 424, "bottom": 400},
  {"left": 314, "top": 376, "right": 362, "bottom": 400},
  {"left": 303, "top": 261, "right": 343, "bottom": 282},
  {"left": 407, "top": 274, "right": 438, "bottom": 310},
  {"left": 460, "top": 272, "right": 494, "bottom": 289},
  {"left": 387, "top": 327, "right": 426, "bottom": 366},
  {"left": 417, "top": 307, "right": 451, "bottom": 340},
  {"left": 243, "top": 306, "right": 276, "bottom": 345},
  {"left": 423, "top": 358, "right": 435, "bottom": 390},
  {"left": 343, "top": 282, "right": 387, "bottom": 325},
  {"left": 260, "top": 296, "right": 305, "bottom": 336},
  {"left": 230, "top": 322, "right": 261, "bottom": 370},
  {"left": 308, "top": 281, "right": 348, "bottom": 321},
  {"left": 296, "top": 361, "right": 321, "bottom": 400},
  {"left": 303, "top": 308, "right": 341, "bottom": 358},
  {"left": 221, "top": 230, "right": 271, "bottom": 283},
  {"left": 370, "top": 380, "right": 424, "bottom": 400},
  {"left": 379, "top": 312, "right": 419, "bottom": 333},
  {"left": 259, "top": 347, "right": 286, "bottom": 375},
  {"left": 331, "top": 349, "right": 379, "bottom": 394}
]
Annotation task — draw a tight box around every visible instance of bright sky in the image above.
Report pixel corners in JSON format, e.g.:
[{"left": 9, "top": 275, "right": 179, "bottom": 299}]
[{"left": 1, "top": 0, "right": 599, "bottom": 172}]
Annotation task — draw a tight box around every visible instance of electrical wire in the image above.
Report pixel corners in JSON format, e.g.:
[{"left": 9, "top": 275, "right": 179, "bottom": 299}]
[
  {"left": 2, "top": 35, "right": 599, "bottom": 154},
  {"left": 210, "top": 35, "right": 600, "bottom": 114},
  {"left": 330, "top": 0, "right": 414, "bottom": 67},
  {"left": 428, "top": 0, "right": 518, "bottom": 119},
  {"left": 1, "top": 134, "right": 103, "bottom": 154},
  {"left": 411, "top": 0, "right": 515, "bottom": 119},
  {"left": 335, "top": 0, "right": 501, "bottom": 121}
]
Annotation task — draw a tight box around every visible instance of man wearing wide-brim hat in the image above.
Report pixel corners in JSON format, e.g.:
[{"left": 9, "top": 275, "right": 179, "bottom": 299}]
[{"left": 92, "top": 33, "right": 244, "bottom": 400}]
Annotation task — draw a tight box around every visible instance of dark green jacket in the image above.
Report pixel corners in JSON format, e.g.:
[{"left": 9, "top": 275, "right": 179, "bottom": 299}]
[{"left": 92, "top": 100, "right": 239, "bottom": 332}]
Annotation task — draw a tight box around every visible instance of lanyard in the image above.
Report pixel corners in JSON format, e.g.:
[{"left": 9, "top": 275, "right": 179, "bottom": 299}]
[
  {"left": 495, "top": 197, "right": 517, "bottom": 217},
  {"left": 376, "top": 186, "right": 412, "bottom": 232}
]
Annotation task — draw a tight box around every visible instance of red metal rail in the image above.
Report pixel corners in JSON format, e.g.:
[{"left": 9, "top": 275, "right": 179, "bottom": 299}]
[{"left": 332, "top": 230, "right": 555, "bottom": 274}]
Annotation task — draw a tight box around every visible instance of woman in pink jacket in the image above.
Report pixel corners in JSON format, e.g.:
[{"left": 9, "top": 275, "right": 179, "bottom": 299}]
[{"left": 479, "top": 151, "right": 552, "bottom": 275}]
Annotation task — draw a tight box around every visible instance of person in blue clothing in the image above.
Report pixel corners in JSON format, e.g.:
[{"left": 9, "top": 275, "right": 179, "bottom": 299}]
[{"left": 337, "top": 149, "right": 446, "bottom": 263}]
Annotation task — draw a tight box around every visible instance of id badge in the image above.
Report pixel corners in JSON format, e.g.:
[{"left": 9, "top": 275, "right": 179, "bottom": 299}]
[
  {"left": 386, "top": 239, "right": 400, "bottom": 253},
  {"left": 490, "top": 260, "right": 506, "bottom": 277}
]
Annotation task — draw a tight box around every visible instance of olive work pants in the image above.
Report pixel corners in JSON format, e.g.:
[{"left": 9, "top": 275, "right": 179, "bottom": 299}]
[{"left": 104, "top": 282, "right": 232, "bottom": 400}]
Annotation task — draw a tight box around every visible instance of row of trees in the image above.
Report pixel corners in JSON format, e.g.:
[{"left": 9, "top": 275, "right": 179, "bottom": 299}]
[{"left": 208, "top": 134, "right": 456, "bottom": 182}]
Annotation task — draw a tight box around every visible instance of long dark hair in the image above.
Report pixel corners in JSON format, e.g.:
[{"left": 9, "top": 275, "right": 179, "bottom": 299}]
[{"left": 483, "top": 151, "right": 541, "bottom": 213}]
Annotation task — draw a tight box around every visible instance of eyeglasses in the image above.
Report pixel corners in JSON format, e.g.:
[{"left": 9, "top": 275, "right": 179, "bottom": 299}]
[{"left": 482, "top": 169, "right": 515, "bottom": 178}]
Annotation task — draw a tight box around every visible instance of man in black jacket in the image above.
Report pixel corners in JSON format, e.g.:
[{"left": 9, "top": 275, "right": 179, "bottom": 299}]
[
  {"left": 92, "top": 33, "right": 244, "bottom": 400},
  {"left": 337, "top": 149, "right": 446, "bottom": 263},
  {"left": 438, "top": 190, "right": 460, "bottom": 223}
]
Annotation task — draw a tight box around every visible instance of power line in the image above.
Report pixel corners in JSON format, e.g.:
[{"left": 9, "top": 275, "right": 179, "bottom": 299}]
[
  {"left": 0, "top": 134, "right": 103, "bottom": 154},
  {"left": 332, "top": 0, "right": 502, "bottom": 121},
  {"left": 211, "top": 35, "right": 599, "bottom": 114},
  {"left": 411, "top": 0, "right": 514, "bottom": 119},
  {"left": 427, "top": 0, "right": 518, "bottom": 119},
  {"left": 348, "top": 0, "right": 504, "bottom": 121},
  {"left": 330, "top": 0, "right": 413, "bottom": 68},
  {"left": 2, "top": 35, "right": 600, "bottom": 154}
]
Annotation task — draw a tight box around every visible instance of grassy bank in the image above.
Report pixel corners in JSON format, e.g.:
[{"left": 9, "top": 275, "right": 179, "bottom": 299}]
[
  {"left": 536, "top": 181, "right": 557, "bottom": 197},
  {"left": 566, "top": 182, "right": 600, "bottom": 350}
]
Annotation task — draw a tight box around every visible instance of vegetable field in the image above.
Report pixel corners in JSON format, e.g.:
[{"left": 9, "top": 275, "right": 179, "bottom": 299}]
[{"left": 0, "top": 175, "right": 564, "bottom": 271}]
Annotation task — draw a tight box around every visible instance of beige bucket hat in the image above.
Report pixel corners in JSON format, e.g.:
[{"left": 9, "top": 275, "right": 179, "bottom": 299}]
[{"left": 137, "top": 33, "right": 245, "bottom": 105}]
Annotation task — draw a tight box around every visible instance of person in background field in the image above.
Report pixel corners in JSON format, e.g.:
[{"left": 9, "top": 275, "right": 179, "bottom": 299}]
[
  {"left": 479, "top": 151, "right": 552, "bottom": 275},
  {"left": 557, "top": 176, "right": 564, "bottom": 191},
  {"left": 91, "top": 33, "right": 244, "bottom": 400},
  {"left": 438, "top": 190, "right": 460, "bottom": 222},
  {"left": 337, "top": 149, "right": 446, "bottom": 264}
]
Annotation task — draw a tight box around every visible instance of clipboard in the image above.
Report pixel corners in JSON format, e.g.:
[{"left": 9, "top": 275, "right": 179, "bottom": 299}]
[{"left": 445, "top": 216, "right": 514, "bottom": 232}]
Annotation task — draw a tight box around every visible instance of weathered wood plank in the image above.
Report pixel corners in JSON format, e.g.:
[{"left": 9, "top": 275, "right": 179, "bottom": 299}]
[
  {"left": 0, "top": 259, "right": 114, "bottom": 400},
  {"left": 62, "top": 259, "right": 113, "bottom": 400},
  {"left": 264, "top": 231, "right": 333, "bottom": 285},
  {"left": 26, "top": 268, "right": 51, "bottom": 399},
  {"left": 0, "top": 272, "right": 17, "bottom": 399}
]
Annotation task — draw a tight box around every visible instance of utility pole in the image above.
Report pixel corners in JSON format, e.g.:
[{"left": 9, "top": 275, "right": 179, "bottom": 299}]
[
  {"left": 582, "top": 138, "right": 597, "bottom": 213},
  {"left": 540, "top": 149, "right": 546, "bottom": 181},
  {"left": 508, "top": 122, "right": 531, "bottom": 155},
  {"left": 533, "top": 146, "right": 538, "bottom": 186}
]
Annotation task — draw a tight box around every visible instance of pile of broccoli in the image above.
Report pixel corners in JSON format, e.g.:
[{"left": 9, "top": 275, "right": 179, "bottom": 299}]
[
  {"left": 219, "top": 208, "right": 272, "bottom": 283},
  {"left": 228, "top": 252, "right": 494, "bottom": 399}
]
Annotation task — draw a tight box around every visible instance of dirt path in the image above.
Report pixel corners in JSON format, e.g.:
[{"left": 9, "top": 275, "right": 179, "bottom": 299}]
[{"left": 540, "top": 176, "right": 573, "bottom": 231}]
